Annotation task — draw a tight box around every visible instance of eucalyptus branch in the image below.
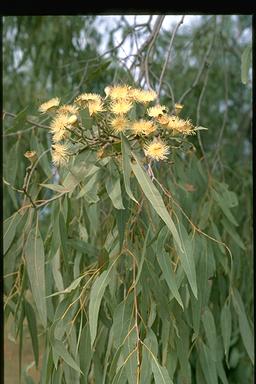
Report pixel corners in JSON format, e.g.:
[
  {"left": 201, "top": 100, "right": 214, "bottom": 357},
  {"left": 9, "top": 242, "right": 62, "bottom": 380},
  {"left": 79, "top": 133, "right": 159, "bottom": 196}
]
[
  {"left": 211, "top": 52, "right": 229, "bottom": 173},
  {"left": 157, "top": 15, "right": 185, "bottom": 100},
  {"left": 137, "top": 16, "right": 165, "bottom": 88},
  {"left": 3, "top": 111, "right": 50, "bottom": 137},
  {"left": 178, "top": 17, "right": 217, "bottom": 104}
]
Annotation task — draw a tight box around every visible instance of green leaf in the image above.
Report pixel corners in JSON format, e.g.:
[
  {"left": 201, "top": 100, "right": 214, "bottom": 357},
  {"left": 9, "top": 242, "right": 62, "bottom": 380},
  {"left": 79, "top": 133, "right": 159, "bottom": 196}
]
[
  {"left": 152, "top": 364, "right": 173, "bottom": 384},
  {"left": 211, "top": 189, "right": 238, "bottom": 226},
  {"left": 220, "top": 302, "right": 232, "bottom": 360},
  {"left": 76, "top": 168, "right": 100, "bottom": 202},
  {"left": 24, "top": 300, "right": 39, "bottom": 368},
  {"left": 24, "top": 218, "right": 47, "bottom": 327},
  {"left": 131, "top": 151, "right": 183, "bottom": 253},
  {"left": 67, "top": 239, "right": 99, "bottom": 257},
  {"left": 115, "top": 206, "right": 130, "bottom": 252},
  {"left": 123, "top": 327, "right": 138, "bottom": 384},
  {"left": 4, "top": 212, "right": 22, "bottom": 254},
  {"left": 141, "top": 329, "right": 158, "bottom": 384},
  {"left": 134, "top": 226, "right": 150, "bottom": 287},
  {"left": 174, "top": 222, "right": 198, "bottom": 299},
  {"left": 105, "top": 161, "right": 125, "bottom": 210},
  {"left": 232, "top": 288, "right": 254, "bottom": 363},
  {"left": 112, "top": 295, "right": 133, "bottom": 348},
  {"left": 40, "top": 183, "right": 69, "bottom": 193},
  {"left": 46, "top": 275, "right": 84, "bottom": 297},
  {"left": 79, "top": 325, "right": 92, "bottom": 384},
  {"left": 89, "top": 269, "right": 112, "bottom": 347},
  {"left": 198, "top": 342, "right": 218, "bottom": 384},
  {"left": 121, "top": 133, "right": 138, "bottom": 204},
  {"left": 156, "top": 226, "right": 184, "bottom": 308},
  {"left": 221, "top": 217, "right": 245, "bottom": 250},
  {"left": 202, "top": 307, "right": 217, "bottom": 361},
  {"left": 51, "top": 339, "right": 82, "bottom": 374},
  {"left": 176, "top": 318, "right": 191, "bottom": 382},
  {"left": 241, "top": 44, "right": 252, "bottom": 84}
]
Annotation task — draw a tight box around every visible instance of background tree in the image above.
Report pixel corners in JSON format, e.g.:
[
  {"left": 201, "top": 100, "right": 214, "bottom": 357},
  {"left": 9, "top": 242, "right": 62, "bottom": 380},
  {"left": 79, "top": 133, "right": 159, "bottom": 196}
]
[{"left": 3, "top": 15, "right": 253, "bottom": 383}]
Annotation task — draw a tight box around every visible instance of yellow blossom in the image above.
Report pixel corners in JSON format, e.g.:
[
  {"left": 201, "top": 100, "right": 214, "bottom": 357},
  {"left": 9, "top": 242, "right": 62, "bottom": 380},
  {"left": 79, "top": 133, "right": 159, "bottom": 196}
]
[
  {"left": 174, "top": 103, "right": 183, "bottom": 114},
  {"left": 147, "top": 105, "right": 168, "bottom": 117},
  {"left": 167, "top": 115, "right": 194, "bottom": 134},
  {"left": 144, "top": 140, "right": 169, "bottom": 161},
  {"left": 110, "top": 100, "right": 133, "bottom": 115},
  {"left": 156, "top": 114, "right": 170, "bottom": 125},
  {"left": 111, "top": 116, "right": 128, "bottom": 133},
  {"left": 132, "top": 89, "right": 157, "bottom": 104},
  {"left": 75, "top": 93, "right": 101, "bottom": 106},
  {"left": 38, "top": 97, "right": 60, "bottom": 113},
  {"left": 57, "top": 104, "right": 79, "bottom": 115},
  {"left": 132, "top": 119, "right": 156, "bottom": 135},
  {"left": 51, "top": 143, "right": 69, "bottom": 166},
  {"left": 106, "top": 85, "right": 132, "bottom": 100},
  {"left": 50, "top": 114, "right": 71, "bottom": 142},
  {"left": 88, "top": 100, "right": 105, "bottom": 116},
  {"left": 67, "top": 114, "right": 78, "bottom": 125}
]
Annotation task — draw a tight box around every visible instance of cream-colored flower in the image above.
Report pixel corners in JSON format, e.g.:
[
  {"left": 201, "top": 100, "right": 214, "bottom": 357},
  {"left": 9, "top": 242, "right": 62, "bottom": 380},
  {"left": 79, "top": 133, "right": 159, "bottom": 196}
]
[
  {"left": 51, "top": 143, "right": 69, "bottom": 166},
  {"left": 106, "top": 85, "right": 132, "bottom": 100},
  {"left": 132, "top": 89, "right": 157, "bottom": 104},
  {"left": 174, "top": 103, "right": 183, "bottom": 115},
  {"left": 39, "top": 97, "right": 60, "bottom": 113},
  {"left": 144, "top": 140, "right": 170, "bottom": 161},
  {"left": 131, "top": 119, "right": 156, "bottom": 135},
  {"left": 75, "top": 93, "right": 101, "bottom": 106},
  {"left": 50, "top": 114, "right": 71, "bottom": 142},
  {"left": 147, "top": 105, "right": 168, "bottom": 117},
  {"left": 67, "top": 114, "right": 78, "bottom": 125},
  {"left": 88, "top": 100, "right": 105, "bottom": 116},
  {"left": 111, "top": 116, "right": 128, "bottom": 133},
  {"left": 110, "top": 100, "right": 133, "bottom": 115},
  {"left": 167, "top": 115, "right": 194, "bottom": 134},
  {"left": 156, "top": 114, "right": 170, "bottom": 125},
  {"left": 57, "top": 104, "right": 79, "bottom": 115}
]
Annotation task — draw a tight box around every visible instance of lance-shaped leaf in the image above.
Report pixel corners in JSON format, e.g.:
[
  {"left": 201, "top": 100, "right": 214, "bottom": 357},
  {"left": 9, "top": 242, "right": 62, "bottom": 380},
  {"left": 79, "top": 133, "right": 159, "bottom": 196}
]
[
  {"left": 232, "top": 288, "right": 254, "bottom": 363},
  {"left": 51, "top": 339, "right": 82, "bottom": 374},
  {"left": 174, "top": 222, "right": 198, "bottom": 299},
  {"left": 4, "top": 212, "right": 22, "bottom": 254},
  {"left": 241, "top": 44, "right": 252, "bottom": 84},
  {"left": 105, "top": 160, "right": 125, "bottom": 210},
  {"left": 131, "top": 152, "right": 183, "bottom": 253},
  {"left": 89, "top": 269, "right": 112, "bottom": 347},
  {"left": 24, "top": 220, "right": 47, "bottom": 327},
  {"left": 220, "top": 302, "right": 232, "bottom": 361},
  {"left": 121, "top": 133, "right": 138, "bottom": 204},
  {"left": 156, "top": 226, "right": 183, "bottom": 308}
]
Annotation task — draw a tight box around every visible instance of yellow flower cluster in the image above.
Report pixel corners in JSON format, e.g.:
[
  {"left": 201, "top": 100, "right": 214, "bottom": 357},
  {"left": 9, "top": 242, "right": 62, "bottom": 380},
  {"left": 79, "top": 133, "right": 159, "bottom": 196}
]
[{"left": 38, "top": 84, "right": 198, "bottom": 165}]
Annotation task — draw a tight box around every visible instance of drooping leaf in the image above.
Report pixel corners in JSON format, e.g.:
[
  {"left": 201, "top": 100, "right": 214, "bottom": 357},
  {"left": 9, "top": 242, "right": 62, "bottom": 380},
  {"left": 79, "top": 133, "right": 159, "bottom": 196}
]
[
  {"left": 174, "top": 222, "right": 198, "bottom": 299},
  {"left": 156, "top": 226, "right": 183, "bottom": 308},
  {"left": 51, "top": 339, "right": 82, "bottom": 374},
  {"left": 232, "top": 288, "right": 254, "bottom": 363},
  {"left": 4, "top": 212, "right": 22, "bottom": 254},
  {"left": 241, "top": 44, "right": 252, "bottom": 84},
  {"left": 105, "top": 160, "right": 125, "bottom": 210},
  {"left": 198, "top": 342, "right": 218, "bottom": 384},
  {"left": 121, "top": 133, "right": 138, "bottom": 204},
  {"left": 202, "top": 307, "right": 217, "bottom": 361},
  {"left": 220, "top": 302, "right": 232, "bottom": 360},
  {"left": 40, "top": 183, "right": 69, "bottom": 193},
  {"left": 89, "top": 269, "right": 112, "bottom": 347},
  {"left": 24, "top": 300, "right": 39, "bottom": 368},
  {"left": 24, "top": 218, "right": 47, "bottom": 327},
  {"left": 131, "top": 152, "right": 183, "bottom": 253}
]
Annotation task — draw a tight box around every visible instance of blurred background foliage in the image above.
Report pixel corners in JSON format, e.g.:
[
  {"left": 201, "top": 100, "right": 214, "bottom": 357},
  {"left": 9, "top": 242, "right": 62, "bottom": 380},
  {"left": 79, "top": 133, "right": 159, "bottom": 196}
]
[{"left": 3, "top": 15, "right": 252, "bottom": 383}]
